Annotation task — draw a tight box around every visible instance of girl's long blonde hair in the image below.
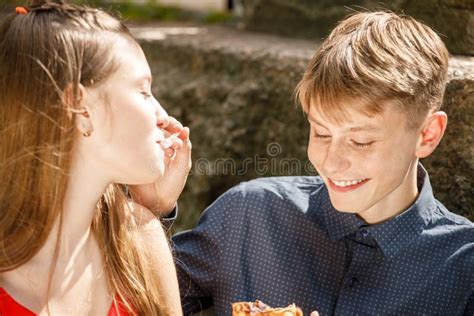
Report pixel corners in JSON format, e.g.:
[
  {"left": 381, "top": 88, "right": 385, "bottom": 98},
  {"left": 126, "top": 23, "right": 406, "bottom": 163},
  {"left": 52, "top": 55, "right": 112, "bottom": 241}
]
[{"left": 0, "top": 1, "right": 171, "bottom": 314}]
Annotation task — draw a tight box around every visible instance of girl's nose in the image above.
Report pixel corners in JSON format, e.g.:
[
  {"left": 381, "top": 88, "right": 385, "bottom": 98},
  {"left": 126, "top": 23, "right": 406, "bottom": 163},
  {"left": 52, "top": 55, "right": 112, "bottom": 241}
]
[{"left": 154, "top": 98, "right": 169, "bottom": 128}]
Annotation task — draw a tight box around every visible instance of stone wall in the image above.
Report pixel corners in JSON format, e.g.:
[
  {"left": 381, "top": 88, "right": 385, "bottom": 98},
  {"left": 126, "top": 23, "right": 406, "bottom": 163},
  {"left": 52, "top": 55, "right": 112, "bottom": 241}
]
[
  {"left": 241, "top": 0, "right": 474, "bottom": 55},
  {"left": 134, "top": 24, "right": 473, "bottom": 232}
]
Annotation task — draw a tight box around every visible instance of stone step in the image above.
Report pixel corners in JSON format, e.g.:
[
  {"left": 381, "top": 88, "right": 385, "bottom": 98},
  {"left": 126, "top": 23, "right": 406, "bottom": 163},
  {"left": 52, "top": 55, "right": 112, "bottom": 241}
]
[{"left": 132, "top": 24, "right": 473, "bottom": 230}]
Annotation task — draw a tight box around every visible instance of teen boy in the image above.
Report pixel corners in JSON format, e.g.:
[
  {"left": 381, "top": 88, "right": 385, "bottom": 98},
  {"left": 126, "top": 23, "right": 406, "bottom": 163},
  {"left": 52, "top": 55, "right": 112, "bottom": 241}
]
[{"left": 172, "top": 11, "right": 473, "bottom": 316}]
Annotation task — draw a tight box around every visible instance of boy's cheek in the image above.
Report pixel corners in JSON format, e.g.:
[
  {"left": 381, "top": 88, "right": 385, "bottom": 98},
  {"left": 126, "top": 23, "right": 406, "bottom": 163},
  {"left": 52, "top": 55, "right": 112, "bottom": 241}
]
[
  {"left": 306, "top": 141, "right": 317, "bottom": 157},
  {"left": 307, "top": 149, "right": 323, "bottom": 173}
]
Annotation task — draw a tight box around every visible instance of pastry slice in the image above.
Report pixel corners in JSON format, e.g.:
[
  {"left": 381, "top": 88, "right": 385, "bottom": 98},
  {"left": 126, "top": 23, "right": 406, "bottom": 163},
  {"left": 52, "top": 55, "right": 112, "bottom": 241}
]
[{"left": 232, "top": 300, "right": 303, "bottom": 316}]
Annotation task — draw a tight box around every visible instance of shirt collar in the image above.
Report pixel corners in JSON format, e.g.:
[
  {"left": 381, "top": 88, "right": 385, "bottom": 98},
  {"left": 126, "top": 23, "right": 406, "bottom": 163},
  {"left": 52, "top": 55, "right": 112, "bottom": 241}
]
[
  {"left": 369, "top": 163, "right": 436, "bottom": 259},
  {"left": 321, "top": 188, "right": 366, "bottom": 241},
  {"left": 321, "top": 163, "right": 436, "bottom": 259}
]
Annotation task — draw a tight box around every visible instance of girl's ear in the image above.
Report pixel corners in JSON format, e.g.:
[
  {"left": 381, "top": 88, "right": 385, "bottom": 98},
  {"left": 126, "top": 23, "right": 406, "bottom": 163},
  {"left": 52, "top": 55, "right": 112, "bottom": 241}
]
[
  {"left": 63, "top": 83, "right": 84, "bottom": 105},
  {"left": 73, "top": 84, "right": 94, "bottom": 137},
  {"left": 64, "top": 83, "right": 87, "bottom": 119},
  {"left": 77, "top": 83, "right": 86, "bottom": 105},
  {"left": 415, "top": 111, "right": 447, "bottom": 158}
]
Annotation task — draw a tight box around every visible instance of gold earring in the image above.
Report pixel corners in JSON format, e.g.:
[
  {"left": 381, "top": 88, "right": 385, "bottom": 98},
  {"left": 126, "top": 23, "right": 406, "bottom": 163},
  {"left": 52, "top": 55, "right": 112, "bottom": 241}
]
[
  {"left": 80, "top": 110, "right": 90, "bottom": 118},
  {"left": 80, "top": 117, "right": 92, "bottom": 137}
]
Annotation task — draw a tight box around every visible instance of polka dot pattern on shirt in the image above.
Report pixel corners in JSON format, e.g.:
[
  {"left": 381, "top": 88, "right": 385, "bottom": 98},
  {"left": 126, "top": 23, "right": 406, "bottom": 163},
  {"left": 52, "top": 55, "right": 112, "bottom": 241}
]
[{"left": 172, "top": 164, "right": 474, "bottom": 316}]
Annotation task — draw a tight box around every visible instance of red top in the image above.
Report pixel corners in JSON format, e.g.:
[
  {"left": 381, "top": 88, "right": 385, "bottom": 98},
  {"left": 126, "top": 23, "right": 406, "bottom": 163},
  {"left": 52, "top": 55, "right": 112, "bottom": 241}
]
[{"left": 0, "top": 288, "right": 131, "bottom": 316}]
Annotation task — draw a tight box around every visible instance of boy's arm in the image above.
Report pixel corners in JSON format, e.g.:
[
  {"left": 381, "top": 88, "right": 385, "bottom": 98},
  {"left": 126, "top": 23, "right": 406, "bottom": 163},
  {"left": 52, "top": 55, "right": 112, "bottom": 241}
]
[{"left": 171, "top": 188, "right": 240, "bottom": 315}]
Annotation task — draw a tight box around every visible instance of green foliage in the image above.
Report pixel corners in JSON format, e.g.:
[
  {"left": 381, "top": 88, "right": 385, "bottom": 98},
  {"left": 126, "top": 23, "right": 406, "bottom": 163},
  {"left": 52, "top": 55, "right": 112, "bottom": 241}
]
[
  {"left": 1, "top": 0, "right": 235, "bottom": 24},
  {"left": 204, "top": 11, "right": 233, "bottom": 24},
  {"left": 1, "top": 0, "right": 23, "bottom": 6},
  {"left": 74, "top": 0, "right": 103, "bottom": 6},
  {"left": 108, "top": 1, "right": 186, "bottom": 22}
]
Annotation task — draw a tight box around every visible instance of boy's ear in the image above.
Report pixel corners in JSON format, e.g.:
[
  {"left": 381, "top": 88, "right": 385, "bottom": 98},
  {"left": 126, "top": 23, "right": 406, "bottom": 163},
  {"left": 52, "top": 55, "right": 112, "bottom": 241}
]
[{"left": 415, "top": 111, "right": 447, "bottom": 158}]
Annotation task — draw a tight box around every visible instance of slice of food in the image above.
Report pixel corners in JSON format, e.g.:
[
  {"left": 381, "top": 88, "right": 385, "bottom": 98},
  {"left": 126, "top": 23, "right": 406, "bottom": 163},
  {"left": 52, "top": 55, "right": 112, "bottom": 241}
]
[{"left": 232, "top": 300, "right": 303, "bottom": 316}]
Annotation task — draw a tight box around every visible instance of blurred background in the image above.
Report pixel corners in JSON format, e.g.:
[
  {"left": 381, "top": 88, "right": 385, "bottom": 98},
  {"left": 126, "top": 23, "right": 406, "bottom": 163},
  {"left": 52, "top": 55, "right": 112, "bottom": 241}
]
[{"left": 1, "top": 0, "right": 473, "bottom": 233}]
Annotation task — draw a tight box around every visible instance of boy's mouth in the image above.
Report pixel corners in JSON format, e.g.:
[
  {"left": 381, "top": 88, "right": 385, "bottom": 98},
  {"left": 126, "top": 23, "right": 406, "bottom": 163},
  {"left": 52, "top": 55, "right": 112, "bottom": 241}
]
[{"left": 328, "top": 178, "right": 370, "bottom": 192}]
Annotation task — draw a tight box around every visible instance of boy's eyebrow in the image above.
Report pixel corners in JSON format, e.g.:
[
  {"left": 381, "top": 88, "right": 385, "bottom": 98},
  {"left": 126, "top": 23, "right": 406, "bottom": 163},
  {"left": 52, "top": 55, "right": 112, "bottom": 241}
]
[
  {"left": 307, "top": 114, "right": 381, "bottom": 132},
  {"left": 348, "top": 125, "right": 381, "bottom": 132}
]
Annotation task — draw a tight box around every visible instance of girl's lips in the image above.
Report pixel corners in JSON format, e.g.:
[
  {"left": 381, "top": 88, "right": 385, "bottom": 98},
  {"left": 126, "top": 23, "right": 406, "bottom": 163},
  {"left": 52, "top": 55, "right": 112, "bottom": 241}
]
[
  {"left": 155, "top": 139, "right": 170, "bottom": 148},
  {"left": 327, "top": 178, "right": 370, "bottom": 192}
]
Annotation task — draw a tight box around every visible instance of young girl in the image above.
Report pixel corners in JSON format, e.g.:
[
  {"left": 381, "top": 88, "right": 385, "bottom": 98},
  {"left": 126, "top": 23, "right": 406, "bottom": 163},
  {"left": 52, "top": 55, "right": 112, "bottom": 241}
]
[{"left": 0, "top": 0, "right": 191, "bottom": 315}]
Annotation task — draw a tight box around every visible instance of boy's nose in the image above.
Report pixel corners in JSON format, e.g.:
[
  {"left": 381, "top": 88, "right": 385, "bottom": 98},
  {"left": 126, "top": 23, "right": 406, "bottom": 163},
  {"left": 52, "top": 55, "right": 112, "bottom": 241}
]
[{"left": 321, "top": 141, "right": 351, "bottom": 175}]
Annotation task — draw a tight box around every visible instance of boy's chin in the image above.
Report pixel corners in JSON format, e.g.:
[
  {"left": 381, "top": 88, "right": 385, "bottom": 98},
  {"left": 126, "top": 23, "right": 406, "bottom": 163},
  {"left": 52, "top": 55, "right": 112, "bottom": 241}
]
[
  {"left": 329, "top": 199, "right": 364, "bottom": 214},
  {"left": 333, "top": 207, "right": 361, "bottom": 214}
]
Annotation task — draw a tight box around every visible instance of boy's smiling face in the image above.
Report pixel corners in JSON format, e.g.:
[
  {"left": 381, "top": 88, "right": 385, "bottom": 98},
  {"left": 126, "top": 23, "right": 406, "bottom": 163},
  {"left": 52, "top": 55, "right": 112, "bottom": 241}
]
[{"left": 307, "top": 99, "right": 422, "bottom": 223}]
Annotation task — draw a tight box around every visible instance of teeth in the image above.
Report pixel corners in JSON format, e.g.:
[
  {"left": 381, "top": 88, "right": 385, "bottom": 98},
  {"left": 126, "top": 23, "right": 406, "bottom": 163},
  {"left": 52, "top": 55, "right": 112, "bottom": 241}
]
[{"left": 332, "top": 179, "right": 365, "bottom": 187}]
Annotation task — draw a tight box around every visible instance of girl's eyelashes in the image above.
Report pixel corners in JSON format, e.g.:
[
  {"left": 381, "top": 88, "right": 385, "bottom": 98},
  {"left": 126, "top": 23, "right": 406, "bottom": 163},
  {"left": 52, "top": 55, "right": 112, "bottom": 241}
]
[{"left": 141, "top": 92, "right": 152, "bottom": 100}]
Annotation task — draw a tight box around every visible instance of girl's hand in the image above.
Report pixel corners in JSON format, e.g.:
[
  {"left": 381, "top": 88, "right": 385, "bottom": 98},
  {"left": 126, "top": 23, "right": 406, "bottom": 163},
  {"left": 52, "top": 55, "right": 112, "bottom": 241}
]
[{"left": 128, "top": 117, "right": 192, "bottom": 215}]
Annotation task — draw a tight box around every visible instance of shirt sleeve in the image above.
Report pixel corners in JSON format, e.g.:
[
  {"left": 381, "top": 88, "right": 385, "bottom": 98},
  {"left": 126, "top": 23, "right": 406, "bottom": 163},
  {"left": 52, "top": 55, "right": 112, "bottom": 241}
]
[
  {"left": 171, "top": 187, "right": 242, "bottom": 316},
  {"left": 464, "top": 293, "right": 473, "bottom": 316},
  {"left": 160, "top": 204, "right": 178, "bottom": 231}
]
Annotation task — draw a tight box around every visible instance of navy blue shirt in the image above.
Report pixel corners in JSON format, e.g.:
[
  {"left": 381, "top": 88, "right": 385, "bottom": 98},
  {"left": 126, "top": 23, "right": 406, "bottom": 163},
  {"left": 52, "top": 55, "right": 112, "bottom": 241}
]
[{"left": 172, "top": 165, "right": 474, "bottom": 315}]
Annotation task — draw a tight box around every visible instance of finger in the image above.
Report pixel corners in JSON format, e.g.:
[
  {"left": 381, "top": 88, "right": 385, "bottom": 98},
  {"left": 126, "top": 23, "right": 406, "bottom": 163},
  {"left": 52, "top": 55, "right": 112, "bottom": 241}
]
[
  {"left": 164, "top": 116, "right": 183, "bottom": 134},
  {"left": 181, "top": 128, "right": 192, "bottom": 153},
  {"left": 168, "top": 128, "right": 190, "bottom": 156},
  {"left": 164, "top": 147, "right": 176, "bottom": 159},
  {"left": 310, "top": 312, "right": 319, "bottom": 316},
  {"left": 170, "top": 137, "right": 184, "bottom": 150},
  {"left": 171, "top": 129, "right": 192, "bottom": 170},
  {"left": 163, "top": 130, "right": 189, "bottom": 162},
  {"left": 177, "top": 126, "right": 190, "bottom": 142}
]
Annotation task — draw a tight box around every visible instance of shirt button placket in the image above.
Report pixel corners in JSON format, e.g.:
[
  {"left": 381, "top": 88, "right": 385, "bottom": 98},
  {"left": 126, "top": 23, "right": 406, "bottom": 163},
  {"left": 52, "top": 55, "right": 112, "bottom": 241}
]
[
  {"left": 347, "top": 276, "right": 358, "bottom": 288},
  {"left": 360, "top": 229, "right": 370, "bottom": 239}
]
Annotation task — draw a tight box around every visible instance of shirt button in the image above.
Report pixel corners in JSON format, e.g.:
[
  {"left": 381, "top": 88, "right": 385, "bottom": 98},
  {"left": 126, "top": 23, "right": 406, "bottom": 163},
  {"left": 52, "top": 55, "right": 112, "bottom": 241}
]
[
  {"left": 347, "top": 276, "right": 358, "bottom": 288},
  {"left": 360, "top": 229, "right": 370, "bottom": 238}
]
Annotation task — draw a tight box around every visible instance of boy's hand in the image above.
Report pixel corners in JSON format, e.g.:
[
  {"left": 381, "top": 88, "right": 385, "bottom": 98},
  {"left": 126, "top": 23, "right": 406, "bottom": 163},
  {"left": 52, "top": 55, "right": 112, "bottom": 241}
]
[{"left": 128, "top": 117, "right": 192, "bottom": 215}]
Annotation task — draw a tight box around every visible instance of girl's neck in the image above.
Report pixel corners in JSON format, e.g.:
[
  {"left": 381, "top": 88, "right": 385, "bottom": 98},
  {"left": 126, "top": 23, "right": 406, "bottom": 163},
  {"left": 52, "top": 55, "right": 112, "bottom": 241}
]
[{"left": 8, "top": 153, "right": 112, "bottom": 292}]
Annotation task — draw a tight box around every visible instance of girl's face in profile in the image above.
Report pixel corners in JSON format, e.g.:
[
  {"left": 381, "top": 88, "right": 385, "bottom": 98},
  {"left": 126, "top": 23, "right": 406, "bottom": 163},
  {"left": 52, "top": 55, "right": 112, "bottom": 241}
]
[{"left": 78, "top": 35, "right": 169, "bottom": 185}]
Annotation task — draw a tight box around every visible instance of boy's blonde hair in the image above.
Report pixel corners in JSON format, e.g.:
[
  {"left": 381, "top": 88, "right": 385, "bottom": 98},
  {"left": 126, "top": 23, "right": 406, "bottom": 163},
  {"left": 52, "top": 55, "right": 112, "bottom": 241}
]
[{"left": 296, "top": 11, "right": 449, "bottom": 129}]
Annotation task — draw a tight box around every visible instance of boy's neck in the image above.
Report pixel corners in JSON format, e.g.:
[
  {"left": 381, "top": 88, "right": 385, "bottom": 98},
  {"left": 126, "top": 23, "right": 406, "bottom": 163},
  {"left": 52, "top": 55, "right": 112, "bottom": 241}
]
[{"left": 357, "top": 161, "right": 420, "bottom": 225}]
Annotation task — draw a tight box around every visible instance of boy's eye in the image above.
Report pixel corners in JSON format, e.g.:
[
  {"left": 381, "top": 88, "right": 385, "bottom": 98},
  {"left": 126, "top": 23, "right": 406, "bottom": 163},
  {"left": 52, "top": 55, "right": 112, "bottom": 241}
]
[
  {"left": 313, "top": 132, "right": 331, "bottom": 139},
  {"left": 351, "top": 140, "right": 375, "bottom": 148}
]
